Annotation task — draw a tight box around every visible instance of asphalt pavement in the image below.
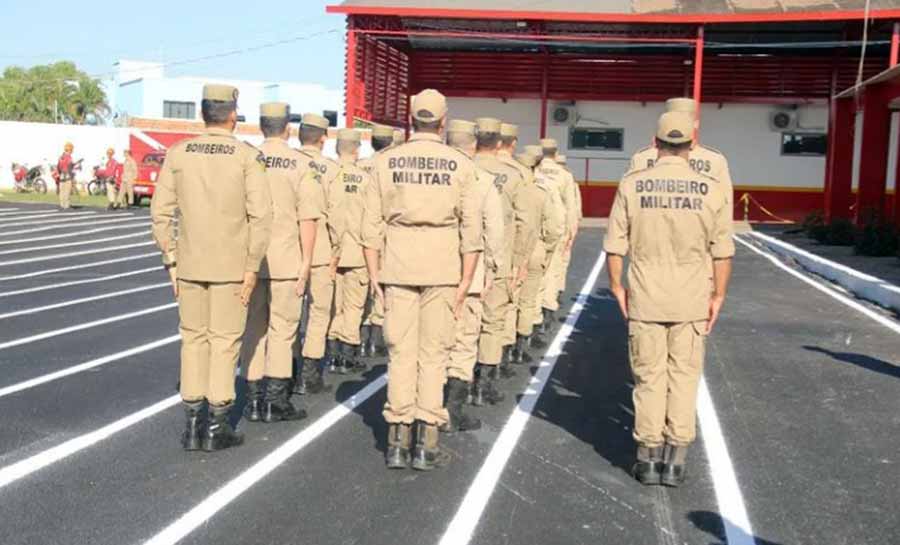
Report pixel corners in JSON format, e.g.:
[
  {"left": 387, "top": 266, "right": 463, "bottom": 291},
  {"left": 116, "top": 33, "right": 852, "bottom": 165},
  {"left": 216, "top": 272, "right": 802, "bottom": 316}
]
[{"left": 0, "top": 201, "right": 897, "bottom": 545}]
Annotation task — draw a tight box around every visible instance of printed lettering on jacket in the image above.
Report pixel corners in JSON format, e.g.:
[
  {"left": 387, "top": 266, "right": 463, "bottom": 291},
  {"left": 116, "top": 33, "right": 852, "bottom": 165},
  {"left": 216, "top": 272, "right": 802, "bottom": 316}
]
[
  {"left": 387, "top": 155, "right": 457, "bottom": 186},
  {"left": 635, "top": 177, "right": 709, "bottom": 211}
]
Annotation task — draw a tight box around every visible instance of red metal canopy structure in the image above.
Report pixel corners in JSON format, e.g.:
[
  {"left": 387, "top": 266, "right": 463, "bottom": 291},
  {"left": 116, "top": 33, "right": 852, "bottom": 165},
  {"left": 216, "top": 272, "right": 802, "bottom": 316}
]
[{"left": 327, "top": 0, "right": 898, "bottom": 218}]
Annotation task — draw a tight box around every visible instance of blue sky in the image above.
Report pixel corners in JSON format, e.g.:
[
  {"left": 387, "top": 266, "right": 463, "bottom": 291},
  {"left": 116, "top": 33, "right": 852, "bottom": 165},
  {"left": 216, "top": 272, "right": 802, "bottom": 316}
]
[{"left": 0, "top": 0, "right": 346, "bottom": 89}]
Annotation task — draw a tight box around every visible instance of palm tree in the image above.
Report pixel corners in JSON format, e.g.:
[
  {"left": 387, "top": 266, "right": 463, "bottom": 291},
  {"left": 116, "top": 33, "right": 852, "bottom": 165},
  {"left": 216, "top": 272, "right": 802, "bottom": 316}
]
[{"left": 66, "top": 77, "right": 110, "bottom": 125}]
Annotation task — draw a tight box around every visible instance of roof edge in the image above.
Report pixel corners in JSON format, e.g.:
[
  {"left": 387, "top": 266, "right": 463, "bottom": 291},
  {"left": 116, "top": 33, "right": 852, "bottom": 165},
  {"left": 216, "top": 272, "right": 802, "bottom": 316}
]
[{"left": 325, "top": 5, "right": 900, "bottom": 24}]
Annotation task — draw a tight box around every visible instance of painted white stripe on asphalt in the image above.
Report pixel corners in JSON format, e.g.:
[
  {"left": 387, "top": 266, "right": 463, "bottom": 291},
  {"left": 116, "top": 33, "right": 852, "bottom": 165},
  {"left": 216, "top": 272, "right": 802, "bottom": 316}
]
[
  {"left": 1, "top": 216, "right": 146, "bottom": 237},
  {"left": 0, "top": 241, "right": 155, "bottom": 267},
  {"left": 0, "top": 395, "right": 181, "bottom": 490},
  {"left": 0, "top": 252, "right": 158, "bottom": 282},
  {"left": 0, "top": 231, "right": 149, "bottom": 255},
  {"left": 0, "top": 266, "right": 161, "bottom": 298},
  {"left": 141, "top": 373, "right": 387, "bottom": 545},
  {"left": 0, "top": 335, "right": 179, "bottom": 399},
  {"left": 0, "top": 208, "right": 21, "bottom": 213},
  {"left": 0, "top": 221, "right": 149, "bottom": 246},
  {"left": 735, "top": 235, "right": 900, "bottom": 335},
  {"left": 0, "top": 283, "right": 170, "bottom": 320},
  {"left": 0, "top": 210, "right": 54, "bottom": 217},
  {"left": 437, "top": 251, "right": 607, "bottom": 545},
  {"left": 0, "top": 211, "right": 100, "bottom": 226},
  {"left": 0, "top": 211, "right": 97, "bottom": 223},
  {"left": 0, "top": 302, "right": 177, "bottom": 351}
]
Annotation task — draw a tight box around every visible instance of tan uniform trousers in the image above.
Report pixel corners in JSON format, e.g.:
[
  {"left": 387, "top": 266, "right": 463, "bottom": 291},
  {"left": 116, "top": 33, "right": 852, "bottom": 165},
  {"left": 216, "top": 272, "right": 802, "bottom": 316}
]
[
  {"left": 240, "top": 279, "right": 302, "bottom": 381},
  {"left": 541, "top": 241, "right": 564, "bottom": 312},
  {"left": 58, "top": 181, "right": 73, "bottom": 209},
  {"left": 447, "top": 295, "right": 483, "bottom": 383},
  {"left": 106, "top": 179, "right": 118, "bottom": 205},
  {"left": 557, "top": 245, "right": 571, "bottom": 294},
  {"left": 518, "top": 243, "right": 546, "bottom": 336},
  {"left": 118, "top": 181, "right": 134, "bottom": 207},
  {"left": 477, "top": 277, "right": 511, "bottom": 366},
  {"left": 178, "top": 280, "right": 249, "bottom": 405},
  {"left": 329, "top": 267, "right": 369, "bottom": 346},
  {"left": 629, "top": 320, "right": 707, "bottom": 448},
  {"left": 503, "top": 284, "right": 519, "bottom": 347},
  {"left": 382, "top": 285, "right": 455, "bottom": 426},
  {"left": 302, "top": 265, "right": 335, "bottom": 360}
]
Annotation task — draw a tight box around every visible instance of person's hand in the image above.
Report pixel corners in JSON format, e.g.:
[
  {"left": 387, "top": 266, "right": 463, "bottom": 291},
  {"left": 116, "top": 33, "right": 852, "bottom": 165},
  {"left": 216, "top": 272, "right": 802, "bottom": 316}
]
[
  {"left": 481, "top": 275, "right": 493, "bottom": 301},
  {"left": 240, "top": 272, "right": 258, "bottom": 307},
  {"left": 370, "top": 281, "right": 384, "bottom": 308},
  {"left": 706, "top": 294, "right": 726, "bottom": 334},
  {"left": 610, "top": 283, "right": 628, "bottom": 320},
  {"left": 453, "top": 284, "right": 467, "bottom": 319},
  {"left": 295, "top": 275, "right": 307, "bottom": 297},
  {"left": 166, "top": 266, "right": 178, "bottom": 298},
  {"left": 565, "top": 236, "right": 574, "bottom": 253}
]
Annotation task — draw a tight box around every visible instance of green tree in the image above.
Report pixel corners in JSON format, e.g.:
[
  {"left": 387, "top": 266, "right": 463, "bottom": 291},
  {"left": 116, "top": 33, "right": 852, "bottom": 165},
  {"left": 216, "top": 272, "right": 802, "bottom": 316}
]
[{"left": 0, "top": 61, "right": 109, "bottom": 124}]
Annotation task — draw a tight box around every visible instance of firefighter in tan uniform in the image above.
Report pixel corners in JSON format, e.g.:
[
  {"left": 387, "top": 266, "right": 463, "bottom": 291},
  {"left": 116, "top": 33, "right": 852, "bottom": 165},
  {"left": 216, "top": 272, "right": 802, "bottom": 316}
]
[
  {"left": 296, "top": 113, "right": 341, "bottom": 393},
  {"left": 554, "top": 154, "right": 582, "bottom": 295},
  {"left": 362, "top": 90, "right": 483, "bottom": 471},
  {"left": 151, "top": 84, "right": 273, "bottom": 452},
  {"left": 358, "top": 124, "right": 395, "bottom": 358},
  {"left": 444, "top": 119, "right": 504, "bottom": 432},
  {"left": 326, "top": 129, "right": 372, "bottom": 374},
  {"left": 118, "top": 149, "right": 138, "bottom": 208},
  {"left": 604, "top": 112, "right": 734, "bottom": 486},
  {"left": 241, "top": 102, "right": 320, "bottom": 424}
]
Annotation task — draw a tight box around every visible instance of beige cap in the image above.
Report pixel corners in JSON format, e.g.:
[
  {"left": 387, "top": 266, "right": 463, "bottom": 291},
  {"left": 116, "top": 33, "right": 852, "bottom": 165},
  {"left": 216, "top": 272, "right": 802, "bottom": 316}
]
[
  {"left": 337, "top": 128, "right": 360, "bottom": 142},
  {"left": 516, "top": 152, "right": 538, "bottom": 168},
  {"left": 447, "top": 119, "right": 476, "bottom": 135},
  {"left": 665, "top": 97, "right": 697, "bottom": 115},
  {"left": 556, "top": 154, "right": 567, "bottom": 163},
  {"left": 656, "top": 112, "right": 694, "bottom": 144},
  {"left": 301, "top": 113, "right": 330, "bottom": 129},
  {"left": 500, "top": 123, "right": 519, "bottom": 138},
  {"left": 372, "top": 125, "right": 394, "bottom": 138},
  {"left": 475, "top": 117, "right": 502, "bottom": 134},
  {"left": 411, "top": 89, "right": 447, "bottom": 122},
  {"left": 203, "top": 84, "right": 239, "bottom": 102},
  {"left": 393, "top": 130, "right": 405, "bottom": 144},
  {"left": 540, "top": 138, "right": 558, "bottom": 150},
  {"left": 260, "top": 102, "right": 289, "bottom": 118},
  {"left": 524, "top": 145, "right": 543, "bottom": 157}
]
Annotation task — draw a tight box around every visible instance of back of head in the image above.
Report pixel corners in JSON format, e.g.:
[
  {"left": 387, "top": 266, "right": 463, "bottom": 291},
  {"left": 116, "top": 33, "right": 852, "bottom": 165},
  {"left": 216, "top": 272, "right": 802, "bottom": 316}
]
[
  {"left": 337, "top": 128, "right": 361, "bottom": 157},
  {"left": 500, "top": 123, "right": 519, "bottom": 148},
  {"left": 410, "top": 89, "right": 447, "bottom": 133},
  {"left": 655, "top": 111, "right": 694, "bottom": 155},
  {"left": 540, "top": 138, "right": 558, "bottom": 159},
  {"left": 201, "top": 84, "right": 239, "bottom": 126},
  {"left": 259, "top": 102, "right": 290, "bottom": 138},
  {"left": 475, "top": 117, "right": 502, "bottom": 152},
  {"left": 372, "top": 125, "right": 394, "bottom": 151},
  {"left": 300, "top": 113, "right": 330, "bottom": 146},
  {"left": 446, "top": 119, "right": 476, "bottom": 151}
]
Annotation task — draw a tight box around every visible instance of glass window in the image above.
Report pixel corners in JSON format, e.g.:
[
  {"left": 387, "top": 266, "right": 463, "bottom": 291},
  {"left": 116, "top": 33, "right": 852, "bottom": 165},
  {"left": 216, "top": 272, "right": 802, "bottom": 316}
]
[
  {"left": 781, "top": 132, "right": 826, "bottom": 156},
  {"left": 163, "top": 101, "right": 196, "bottom": 120},
  {"left": 569, "top": 127, "right": 624, "bottom": 151}
]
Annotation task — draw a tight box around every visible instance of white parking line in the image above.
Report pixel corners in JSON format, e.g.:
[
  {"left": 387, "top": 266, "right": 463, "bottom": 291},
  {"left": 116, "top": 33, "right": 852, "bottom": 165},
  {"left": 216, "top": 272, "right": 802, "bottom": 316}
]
[
  {"left": 0, "top": 283, "right": 170, "bottom": 320},
  {"left": 0, "top": 221, "right": 149, "bottom": 246},
  {"left": 0, "top": 335, "right": 179, "bottom": 399},
  {"left": 0, "top": 210, "right": 53, "bottom": 217},
  {"left": 436, "top": 252, "right": 606, "bottom": 545},
  {"left": 0, "top": 208, "right": 21, "bottom": 213},
  {"left": 1, "top": 217, "right": 146, "bottom": 237},
  {"left": 0, "top": 231, "right": 149, "bottom": 255},
  {"left": 0, "top": 266, "right": 161, "bottom": 298},
  {"left": 0, "top": 241, "right": 155, "bottom": 267},
  {"left": 141, "top": 374, "right": 388, "bottom": 545},
  {"left": 0, "top": 211, "right": 101, "bottom": 226},
  {"left": 0, "top": 210, "right": 95, "bottom": 223},
  {"left": 0, "top": 302, "right": 177, "bottom": 351},
  {"left": 0, "top": 252, "right": 158, "bottom": 282},
  {"left": 0, "top": 395, "right": 181, "bottom": 490}
]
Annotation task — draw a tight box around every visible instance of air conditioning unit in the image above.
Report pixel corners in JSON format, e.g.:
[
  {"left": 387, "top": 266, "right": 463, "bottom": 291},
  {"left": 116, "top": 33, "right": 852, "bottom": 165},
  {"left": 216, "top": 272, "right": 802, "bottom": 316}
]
[
  {"left": 552, "top": 105, "right": 577, "bottom": 125},
  {"left": 769, "top": 110, "right": 798, "bottom": 132}
]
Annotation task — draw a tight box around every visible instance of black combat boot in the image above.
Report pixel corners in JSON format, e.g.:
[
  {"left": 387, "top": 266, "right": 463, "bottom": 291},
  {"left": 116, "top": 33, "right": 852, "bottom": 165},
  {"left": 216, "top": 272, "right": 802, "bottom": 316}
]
[
  {"left": 181, "top": 401, "right": 205, "bottom": 451},
  {"left": 202, "top": 404, "right": 244, "bottom": 452},
  {"left": 531, "top": 327, "right": 548, "bottom": 349},
  {"left": 342, "top": 341, "right": 367, "bottom": 373},
  {"left": 301, "top": 358, "right": 332, "bottom": 395},
  {"left": 511, "top": 334, "right": 529, "bottom": 365},
  {"left": 263, "top": 377, "right": 308, "bottom": 422},
  {"left": 291, "top": 357, "right": 306, "bottom": 395},
  {"left": 243, "top": 380, "right": 264, "bottom": 422},
  {"left": 632, "top": 445, "right": 664, "bottom": 486},
  {"left": 472, "top": 364, "right": 505, "bottom": 406},
  {"left": 542, "top": 308, "right": 556, "bottom": 333},
  {"left": 385, "top": 423, "right": 412, "bottom": 469},
  {"left": 360, "top": 325, "right": 373, "bottom": 357},
  {"left": 661, "top": 444, "right": 689, "bottom": 487},
  {"left": 327, "top": 338, "right": 344, "bottom": 374},
  {"left": 442, "top": 378, "right": 481, "bottom": 433},
  {"left": 411, "top": 421, "right": 451, "bottom": 471},
  {"left": 499, "top": 346, "right": 517, "bottom": 378},
  {"left": 370, "top": 324, "right": 387, "bottom": 356}
]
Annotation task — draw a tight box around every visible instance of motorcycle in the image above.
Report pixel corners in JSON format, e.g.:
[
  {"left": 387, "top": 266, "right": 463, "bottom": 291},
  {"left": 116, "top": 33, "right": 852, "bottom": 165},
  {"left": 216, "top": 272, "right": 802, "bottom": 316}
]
[
  {"left": 10, "top": 162, "right": 48, "bottom": 193},
  {"left": 87, "top": 164, "right": 106, "bottom": 196}
]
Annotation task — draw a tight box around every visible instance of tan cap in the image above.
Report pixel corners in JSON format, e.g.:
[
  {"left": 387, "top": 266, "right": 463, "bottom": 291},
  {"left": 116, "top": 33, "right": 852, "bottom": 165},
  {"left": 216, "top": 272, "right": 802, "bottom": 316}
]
[
  {"left": 524, "top": 145, "right": 543, "bottom": 157},
  {"left": 665, "top": 97, "right": 697, "bottom": 115},
  {"left": 516, "top": 152, "right": 538, "bottom": 168},
  {"left": 372, "top": 125, "right": 394, "bottom": 138},
  {"left": 656, "top": 112, "right": 694, "bottom": 144},
  {"left": 260, "top": 102, "right": 289, "bottom": 118},
  {"left": 475, "top": 117, "right": 502, "bottom": 134},
  {"left": 447, "top": 119, "right": 476, "bottom": 135},
  {"left": 556, "top": 154, "right": 567, "bottom": 163},
  {"left": 337, "top": 128, "right": 360, "bottom": 142},
  {"left": 301, "top": 113, "right": 330, "bottom": 129},
  {"left": 500, "top": 123, "right": 519, "bottom": 138},
  {"left": 411, "top": 89, "right": 447, "bottom": 122},
  {"left": 540, "top": 138, "right": 558, "bottom": 150},
  {"left": 203, "top": 84, "right": 239, "bottom": 102},
  {"left": 393, "top": 130, "right": 405, "bottom": 144}
]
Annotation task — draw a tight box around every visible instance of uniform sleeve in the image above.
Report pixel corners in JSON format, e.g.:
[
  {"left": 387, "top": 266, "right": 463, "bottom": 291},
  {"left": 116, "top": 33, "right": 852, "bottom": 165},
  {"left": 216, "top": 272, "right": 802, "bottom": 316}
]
[
  {"left": 713, "top": 156, "right": 735, "bottom": 206},
  {"left": 511, "top": 177, "right": 540, "bottom": 269},
  {"left": 325, "top": 168, "right": 345, "bottom": 258},
  {"left": 710, "top": 186, "right": 735, "bottom": 259},
  {"left": 243, "top": 150, "right": 273, "bottom": 273},
  {"left": 149, "top": 151, "right": 178, "bottom": 266},
  {"left": 295, "top": 170, "right": 324, "bottom": 221},
  {"left": 361, "top": 168, "right": 385, "bottom": 251},
  {"left": 482, "top": 183, "right": 505, "bottom": 274},
  {"left": 458, "top": 164, "right": 485, "bottom": 255},
  {"left": 557, "top": 173, "right": 577, "bottom": 236},
  {"left": 567, "top": 173, "right": 580, "bottom": 230},
  {"left": 603, "top": 183, "right": 630, "bottom": 256}
]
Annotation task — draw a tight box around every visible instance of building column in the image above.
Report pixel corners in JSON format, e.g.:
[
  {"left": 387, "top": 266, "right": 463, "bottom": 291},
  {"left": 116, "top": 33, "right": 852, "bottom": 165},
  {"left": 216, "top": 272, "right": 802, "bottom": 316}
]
[
  {"left": 824, "top": 97, "right": 856, "bottom": 222},
  {"left": 345, "top": 28, "right": 359, "bottom": 128},
  {"left": 692, "top": 25, "right": 705, "bottom": 135},
  {"left": 857, "top": 85, "right": 891, "bottom": 223}
]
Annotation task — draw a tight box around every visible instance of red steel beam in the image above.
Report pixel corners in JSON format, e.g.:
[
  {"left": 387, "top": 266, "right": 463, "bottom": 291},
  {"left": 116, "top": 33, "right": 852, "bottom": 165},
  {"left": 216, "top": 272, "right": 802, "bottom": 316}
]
[
  {"left": 354, "top": 28, "right": 697, "bottom": 44},
  {"left": 856, "top": 85, "right": 892, "bottom": 223},
  {"left": 693, "top": 25, "right": 704, "bottom": 135},
  {"left": 824, "top": 98, "right": 856, "bottom": 222},
  {"left": 892, "top": 22, "right": 900, "bottom": 67},
  {"left": 345, "top": 28, "right": 359, "bottom": 127}
]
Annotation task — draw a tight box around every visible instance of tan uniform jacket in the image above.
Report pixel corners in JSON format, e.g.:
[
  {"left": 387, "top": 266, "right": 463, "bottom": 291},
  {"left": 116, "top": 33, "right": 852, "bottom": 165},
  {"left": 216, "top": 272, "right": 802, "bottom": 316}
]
[
  {"left": 499, "top": 151, "right": 542, "bottom": 266},
  {"left": 151, "top": 127, "right": 272, "bottom": 281},
  {"left": 629, "top": 144, "right": 734, "bottom": 205},
  {"left": 258, "top": 138, "right": 324, "bottom": 279},
  {"left": 534, "top": 172, "right": 566, "bottom": 246},
  {"left": 536, "top": 158, "right": 576, "bottom": 238},
  {"left": 332, "top": 158, "right": 372, "bottom": 268},
  {"left": 122, "top": 157, "right": 138, "bottom": 184},
  {"left": 473, "top": 153, "right": 522, "bottom": 279},
  {"left": 361, "top": 132, "right": 483, "bottom": 286},
  {"left": 471, "top": 166, "right": 505, "bottom": 294},
  {"left": 297, "top": 146, "right": 340, "bottom": 266},
  {"left": 603, "top": 156, "right": 735, "bottom": 323}
]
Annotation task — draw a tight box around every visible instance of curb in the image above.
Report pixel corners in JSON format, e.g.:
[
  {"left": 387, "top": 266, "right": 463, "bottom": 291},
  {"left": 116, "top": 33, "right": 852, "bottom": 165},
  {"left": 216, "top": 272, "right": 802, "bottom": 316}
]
[{"left": 749, "top": 231, "right": 900, "bottom": 315}]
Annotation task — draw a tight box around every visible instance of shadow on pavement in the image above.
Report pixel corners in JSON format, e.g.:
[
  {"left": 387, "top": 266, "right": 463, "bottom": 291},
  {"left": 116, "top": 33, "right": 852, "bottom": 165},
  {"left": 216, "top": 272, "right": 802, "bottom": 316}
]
[
  {"left": 335, "top": 361, "right": 388, "bottom": 455},
  {"left": 804, "top": 345, "right": 900, "bottom": 379},
  {"left": 687, "top": 510, "right": 785, "bottom": 545}
]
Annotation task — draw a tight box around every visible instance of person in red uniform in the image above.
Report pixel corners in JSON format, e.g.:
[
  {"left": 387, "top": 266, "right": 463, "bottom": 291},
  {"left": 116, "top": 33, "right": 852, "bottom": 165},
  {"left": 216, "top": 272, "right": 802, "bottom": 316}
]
[
  {"left": 57, "top": 142, "right": 76, "bottom": 210},
  {"left": 102, "top": 148, "right": 120, "bottom": 210}
]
